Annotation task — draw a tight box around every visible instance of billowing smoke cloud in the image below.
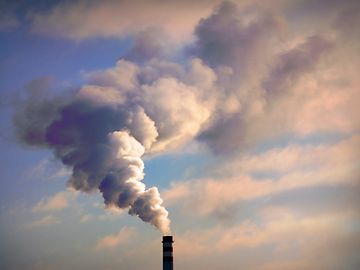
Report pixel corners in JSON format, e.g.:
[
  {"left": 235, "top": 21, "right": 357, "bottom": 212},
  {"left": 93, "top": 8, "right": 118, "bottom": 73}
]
[
  {"left": 15, "top": 90, "right": 171, "bottom": 232},
  {"left": 14, "top": 46, "right": 216, "bottom": 234}
]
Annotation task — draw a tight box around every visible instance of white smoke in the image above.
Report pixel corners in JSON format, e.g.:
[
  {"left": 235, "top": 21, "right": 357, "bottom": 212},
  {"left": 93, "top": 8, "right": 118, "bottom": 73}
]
[{"left": 101, "top": 131, "right": 170, "bottom": 233}]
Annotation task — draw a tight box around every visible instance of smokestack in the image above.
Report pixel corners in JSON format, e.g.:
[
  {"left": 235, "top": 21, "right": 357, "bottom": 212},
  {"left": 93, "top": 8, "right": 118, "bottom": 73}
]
[{"left": 162, "top": 236, "right": 174, "bottom": 270}]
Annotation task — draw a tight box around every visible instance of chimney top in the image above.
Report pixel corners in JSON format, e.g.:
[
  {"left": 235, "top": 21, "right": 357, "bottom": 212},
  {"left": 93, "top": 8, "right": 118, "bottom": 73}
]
[{"left": 162, "top": 236, "right": 173, "bottom": 243}]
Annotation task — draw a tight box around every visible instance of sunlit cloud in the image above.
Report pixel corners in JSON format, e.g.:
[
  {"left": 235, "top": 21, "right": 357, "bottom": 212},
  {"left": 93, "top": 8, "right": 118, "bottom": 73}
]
[
  {"left": 164, "top": 135, "right": 360, "bottom": 216},
  {"left": 27, "top": 214, "right": 61, "bottom": 228},
  {"left": 79, "top": 204, "right": 124, "bottom": 223},
  {"left": 28, "top": 0, "right": 219, "bottom": 42},
  {"left": 174, "top": 207, "right": 360, "bottom": 259},
  {"left": 96, "top": 227, "right": 136, "bottom": 250},
  {"left": 32, "top": 191, "right": 75, "bottom": 213}
]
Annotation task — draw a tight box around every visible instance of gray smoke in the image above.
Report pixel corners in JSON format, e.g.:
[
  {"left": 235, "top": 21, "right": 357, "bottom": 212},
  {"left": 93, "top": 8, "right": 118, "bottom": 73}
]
[{"left": 15, "top": 91, "right": 170, "bottom": 233}]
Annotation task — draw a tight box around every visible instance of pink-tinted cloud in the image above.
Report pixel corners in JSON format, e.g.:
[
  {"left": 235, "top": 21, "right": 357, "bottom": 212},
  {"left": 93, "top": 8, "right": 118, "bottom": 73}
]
[
  {"left": 96, "top": 227, "right": 136, "bottom": 250},
  {"left": 32, "top": 191, "right": 71, "bottom": 213},
  {"left": 27, "top": 214, "right": 61, "bottom": 228},
  {"left": 29, "top": 0, "right": 219, "bottom": 42},
  {"left": 174, "top": 207, "right": 360, "bottom": 263},
  {"left": 164, "top": 135, "right": 360, "bottom": 216}
]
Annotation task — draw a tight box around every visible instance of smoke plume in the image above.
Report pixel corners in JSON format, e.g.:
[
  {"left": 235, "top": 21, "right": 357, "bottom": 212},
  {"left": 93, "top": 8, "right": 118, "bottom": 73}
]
[
  {"left": 14, "top": 1, "right": 342, "bottom": 233},
  {"left": 15, "top": 89, "right": 171, "bottom": 233}
]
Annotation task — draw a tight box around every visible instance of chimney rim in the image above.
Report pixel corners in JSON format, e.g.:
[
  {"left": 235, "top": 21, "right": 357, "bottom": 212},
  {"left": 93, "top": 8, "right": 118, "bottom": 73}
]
[{"left": 162, "top": 235, "right": 174, "bottom": 243}]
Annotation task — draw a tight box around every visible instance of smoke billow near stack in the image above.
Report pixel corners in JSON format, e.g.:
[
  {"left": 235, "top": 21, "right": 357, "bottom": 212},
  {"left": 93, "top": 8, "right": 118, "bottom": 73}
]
[{"left": 162, "top": 236, "right": 174, "bottom": 270}]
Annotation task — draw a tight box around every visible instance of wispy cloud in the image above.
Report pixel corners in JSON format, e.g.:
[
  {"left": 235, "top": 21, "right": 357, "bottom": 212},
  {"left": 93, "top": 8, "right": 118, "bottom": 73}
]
[
  {"left": 27, "top": 214, "right": 61, "bottom": 228},
  {"left": 96, "top": 227, "right": 136, "bottom": 250},
  {"left": 28, "top": 0, "right": 219, "bottom": 42},
  {"left": 174, "top": 207, "right": 360, "bottom": 258},
  {"left": 32, "top": 191, "right": 76, "bottom": 213},
  {"left": 25, "top": 158, "right": 71, "bottom": 182},
  {"left": 164, "top": 135, "right": 360, "bottom": 216},
  {"left": 79, "top": 204, "right": 124, "bottom": 223}
]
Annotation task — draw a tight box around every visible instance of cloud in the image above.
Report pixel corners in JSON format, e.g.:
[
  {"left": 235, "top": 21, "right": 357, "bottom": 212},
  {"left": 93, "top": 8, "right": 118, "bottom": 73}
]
[
  {"left": 29, "top": 0, "right": 220, "bottom": 42},
  {"left": 96, "top": 227, "right": 135, "bottom": 250},
  {"left": 27, "top": 215, "right": 61, "bottom": 228},
  {"left": 23, "top": 0, "right": 301, "bottom": 44},
  {"left": 221, "top": 135, "right": 360, "bottom": 176},
  {"left": 164, "top": 135, "right": 360, "bottom": 216},
  {"left": 32, "top": 191, "right": 74, "bottom": 213},
  {"left": 79, "top": 205, "right": 123, "bottom": 223},
  {"left": 173, "top": 207, "right": 360, "bottom": 268}
]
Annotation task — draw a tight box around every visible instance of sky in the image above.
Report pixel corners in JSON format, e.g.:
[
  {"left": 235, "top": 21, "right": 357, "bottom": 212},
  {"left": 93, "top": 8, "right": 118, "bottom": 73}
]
[{"left": 0, "top": 0, "right": 359, "bottom": 269}]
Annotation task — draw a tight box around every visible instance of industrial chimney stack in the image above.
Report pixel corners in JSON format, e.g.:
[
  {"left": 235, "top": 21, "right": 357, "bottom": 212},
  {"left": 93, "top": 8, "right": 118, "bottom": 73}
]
[{"left": 162, "top": 236, "right": 174, "bottom": 270}]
